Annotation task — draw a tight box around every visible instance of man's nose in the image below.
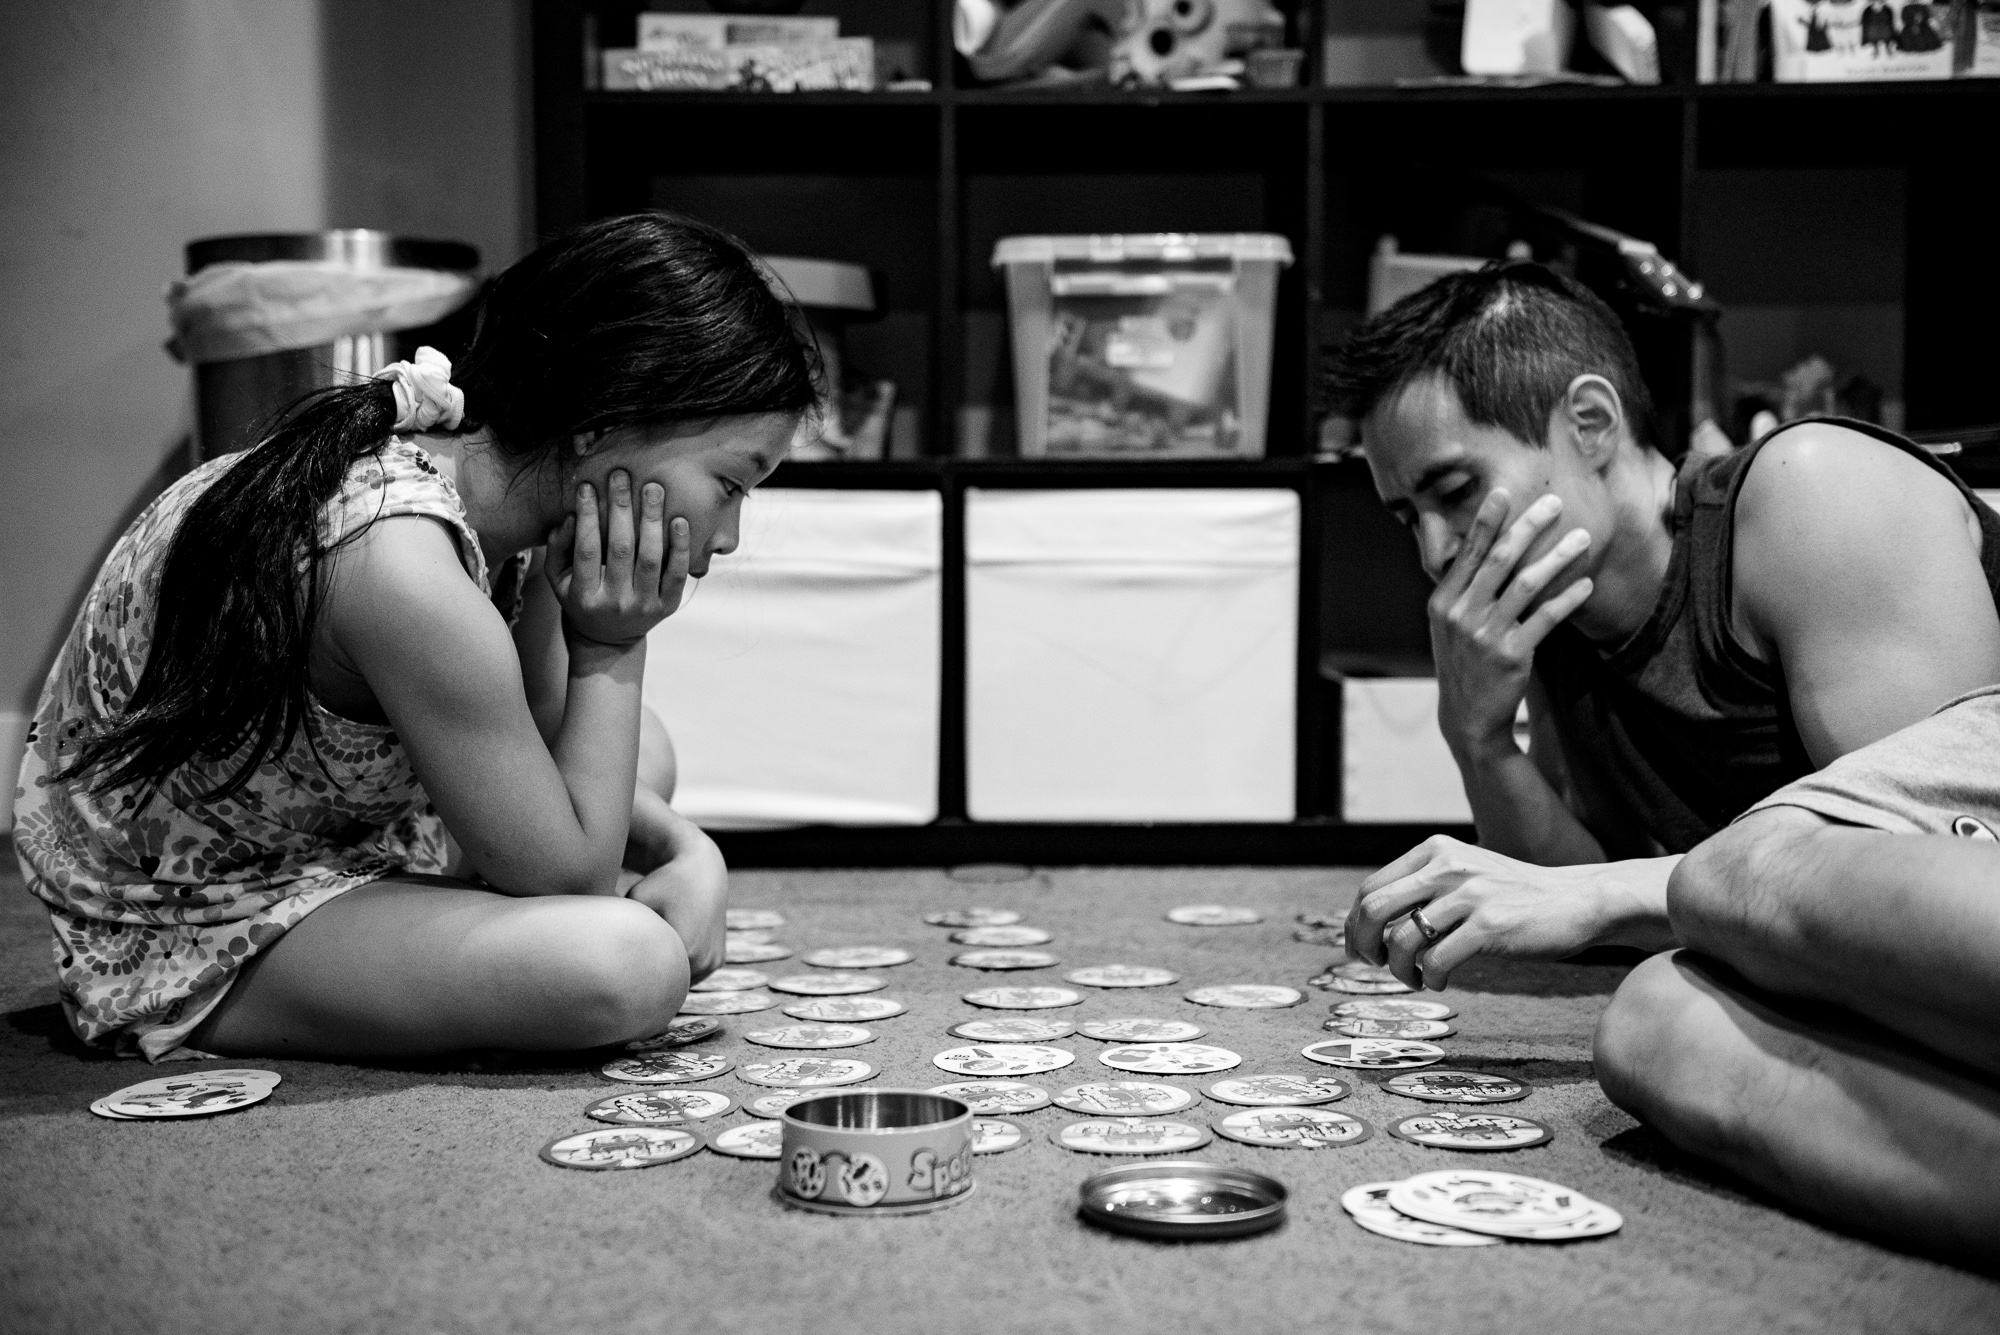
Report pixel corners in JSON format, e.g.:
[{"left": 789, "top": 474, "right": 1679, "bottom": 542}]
[{"left": 1417, "top": 513, "right": 1458, "bottom": 583}]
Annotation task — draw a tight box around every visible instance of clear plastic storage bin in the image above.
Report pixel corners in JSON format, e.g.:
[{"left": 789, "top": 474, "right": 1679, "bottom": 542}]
[{"left": 992, "top": 233, "right": 1293, "bottom": 458}]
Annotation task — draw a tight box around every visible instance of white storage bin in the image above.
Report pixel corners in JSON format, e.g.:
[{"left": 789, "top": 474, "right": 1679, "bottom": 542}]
[
  {"left": 642, "top": 489, "right": 942, "bottom": 828},
  {"left": 965, "top": 488, "right": 1299, "bottom": 822},
  {"left": 1340, "top": 677, "right": 1474, "bottom": 824},
  {"left": 993, "top": 233, "right": 1293, "bottom": 458}
]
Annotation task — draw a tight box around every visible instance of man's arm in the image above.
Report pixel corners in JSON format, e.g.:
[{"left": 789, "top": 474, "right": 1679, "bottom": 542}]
[
  {"left": 1430, "top": 490, "right": 1607, "bottom": 864},
  {"left": 1670, "top": 804, "right": 2000, "bottom": 1077},
  {"left": 1734, "top": 424, "right": 2000, "bottom": 764}
]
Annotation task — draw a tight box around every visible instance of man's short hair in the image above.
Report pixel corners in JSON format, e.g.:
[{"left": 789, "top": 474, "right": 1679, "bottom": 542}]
[{"left": 1324, "top": 262, "right": 1656, "bottom": 451}]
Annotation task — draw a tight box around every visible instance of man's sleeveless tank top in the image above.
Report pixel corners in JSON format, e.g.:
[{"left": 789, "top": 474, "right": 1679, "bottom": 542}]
[{"left": 1530, "top": 417, "right": 2000, "bottom": 856}]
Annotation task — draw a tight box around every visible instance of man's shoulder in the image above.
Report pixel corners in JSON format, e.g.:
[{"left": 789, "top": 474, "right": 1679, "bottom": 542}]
[{"left": 1733, "top": 421, "right": 1957, "bottom": 531}]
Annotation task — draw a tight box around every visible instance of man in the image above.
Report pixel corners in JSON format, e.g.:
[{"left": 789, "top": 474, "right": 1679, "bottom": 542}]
[
  {"left": 1375, "top": 690, "right": 2000, "bottom": 1264},
  {"left": 1320, "top": 262, "right": 2000, "bottom": 964}
]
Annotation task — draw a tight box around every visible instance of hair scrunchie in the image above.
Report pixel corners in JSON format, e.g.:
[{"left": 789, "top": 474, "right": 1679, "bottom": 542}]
[{"left": 373, "top": 345, "right": 465, "bottom": 433}]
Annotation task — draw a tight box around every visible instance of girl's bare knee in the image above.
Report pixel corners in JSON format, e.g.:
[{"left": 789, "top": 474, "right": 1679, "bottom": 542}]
[{"left": 549, "top": 899, "right": 689, "bottom": 1046}]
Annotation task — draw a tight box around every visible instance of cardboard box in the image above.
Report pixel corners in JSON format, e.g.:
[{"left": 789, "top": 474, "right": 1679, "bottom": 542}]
[
  {"left": 603, "top": 40, "right": 875, "bottom": 93},
  {"left": 637, "top": 13, "right": 839, "bottom": 50}
]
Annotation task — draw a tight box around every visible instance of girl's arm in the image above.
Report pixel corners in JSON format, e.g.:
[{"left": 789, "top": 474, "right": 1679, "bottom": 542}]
[
  {"left": 512, "top": 547, "right": 568, "bottom": 747},
  {"left": 326, "top": 475, "right": 686, "bottom": 898}
]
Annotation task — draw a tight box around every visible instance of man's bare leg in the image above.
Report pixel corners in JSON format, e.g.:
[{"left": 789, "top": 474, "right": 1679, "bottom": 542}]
[
  {"left": 1594, "top": 806, "right": 2000, "bottom": 1266},
  {"left": 1596, "top": 951, "right": 2000, "bottom": 1266}
]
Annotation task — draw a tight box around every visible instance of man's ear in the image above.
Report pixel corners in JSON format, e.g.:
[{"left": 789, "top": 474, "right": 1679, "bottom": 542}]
[{"left": 1561, "top": 375, "right": 1625, "bottom": 470}]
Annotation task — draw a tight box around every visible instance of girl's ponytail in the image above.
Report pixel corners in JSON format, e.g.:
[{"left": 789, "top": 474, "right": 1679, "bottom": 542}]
[{"left": 60, "top": 382, "right": 400, "bottom": 801}]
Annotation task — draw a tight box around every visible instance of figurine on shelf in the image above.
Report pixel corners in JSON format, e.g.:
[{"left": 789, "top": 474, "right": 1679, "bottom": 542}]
[{"left": 955, "top": 0, "right": 1289, "bottom": 88}]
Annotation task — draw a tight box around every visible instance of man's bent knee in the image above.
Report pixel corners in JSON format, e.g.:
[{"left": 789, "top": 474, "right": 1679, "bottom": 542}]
[
  {"left": 1595, "top": 951, "right": 1749, "bottom": 1159},
  {"left": 540, "top": 898, "right": 689, "bottom": 1046}
]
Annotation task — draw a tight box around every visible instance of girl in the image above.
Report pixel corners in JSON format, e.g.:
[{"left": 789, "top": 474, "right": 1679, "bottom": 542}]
[{"left": 12, "top": 212, "right": 819, "bottom": 1062}]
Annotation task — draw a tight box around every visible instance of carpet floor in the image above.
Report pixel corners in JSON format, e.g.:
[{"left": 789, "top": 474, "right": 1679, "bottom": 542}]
[{"left": 3, "top": 851, "right": 1996, "bottom": 1335}]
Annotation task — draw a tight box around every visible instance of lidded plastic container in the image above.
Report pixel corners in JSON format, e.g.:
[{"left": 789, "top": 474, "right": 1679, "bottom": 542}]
[{"left": 992, "top": 233, "right": 1293, "bottom": 458}]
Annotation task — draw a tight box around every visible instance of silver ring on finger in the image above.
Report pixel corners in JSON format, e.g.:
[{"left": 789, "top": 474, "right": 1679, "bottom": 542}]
[{"left": 1410, "top": 906, "right": 1444, "bottom": 944}]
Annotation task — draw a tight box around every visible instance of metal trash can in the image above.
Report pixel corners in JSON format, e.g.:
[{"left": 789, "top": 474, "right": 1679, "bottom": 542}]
[{"left": 175, "top": 230, "right": 480, "bottom": 459}]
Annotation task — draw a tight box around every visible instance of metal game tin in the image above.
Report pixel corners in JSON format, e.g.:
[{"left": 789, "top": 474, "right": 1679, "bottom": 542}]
[
  {"left": 1077, "top": 1161, "right": 1288, "bottom": 1240},
  {"left": 777, "top": 1088, "right": 976, "bottom": 1216}
]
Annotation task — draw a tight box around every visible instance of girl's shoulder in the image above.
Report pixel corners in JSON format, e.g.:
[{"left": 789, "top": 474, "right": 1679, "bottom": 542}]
[{"left": 326, "top": 436, "right": 493, "bottom": 595}]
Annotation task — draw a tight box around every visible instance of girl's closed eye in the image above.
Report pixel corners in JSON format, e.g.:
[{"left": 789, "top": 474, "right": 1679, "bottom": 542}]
[{"left": 719, "top": 477, "right": 746, "bottom": 500}]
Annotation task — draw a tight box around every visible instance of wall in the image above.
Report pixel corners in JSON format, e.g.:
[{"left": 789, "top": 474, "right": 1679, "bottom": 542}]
[{"left": 0, "top": 0, "right": 527, "bottom": 830}]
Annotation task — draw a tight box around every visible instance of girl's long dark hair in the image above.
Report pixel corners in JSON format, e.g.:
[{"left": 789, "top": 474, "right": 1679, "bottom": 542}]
[{"left": 60, "top": 211, "right": 819, "bottom": 802}]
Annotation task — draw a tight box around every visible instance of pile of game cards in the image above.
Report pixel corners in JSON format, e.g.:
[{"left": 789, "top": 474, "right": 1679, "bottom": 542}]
[
  {"left": 1343, "top": 1168, "right": 1623, "bottom": 1245},
  {"left": 89, "top": 1069, "right": 280, "bottom": 1119}
]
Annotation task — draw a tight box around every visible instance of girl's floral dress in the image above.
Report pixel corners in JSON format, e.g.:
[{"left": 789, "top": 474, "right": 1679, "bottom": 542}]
[{"left": 12, "top": 437, "right": 517, "bottom": 1061}]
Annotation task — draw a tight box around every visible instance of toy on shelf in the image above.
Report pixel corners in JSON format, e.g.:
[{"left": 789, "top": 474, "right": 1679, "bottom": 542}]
[{"left": 956, "top": 0, "right": 1298, "bottom": 89}]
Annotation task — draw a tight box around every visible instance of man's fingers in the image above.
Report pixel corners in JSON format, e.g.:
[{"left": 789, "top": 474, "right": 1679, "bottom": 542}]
[
  {"left": 572, "top": 483, "right": 602, "bottom": 592},
  {"left": 1358, "top": 839, "right": 1446, "bottom": 898},
  {"left": 544, "top": 514, "right": 577, "bottom": 585},
  {"left": 1461, "top": 493, "right": 1562, "bottom": 611},
  {"left": 1515, "top": 575, "right": 1596, "bottom": 649},
  {"left": 1492, "top": 526, "right": 1591, "bottom": 627},
  {"left": 1434, "top": 488, "right": 1511, "bottom": 600},
  {"left": 1347, "top": 866, "right": 1455, "bottom": 967},
  {"left": 636, "top": 482, "right": 665, "bottom": 592}
]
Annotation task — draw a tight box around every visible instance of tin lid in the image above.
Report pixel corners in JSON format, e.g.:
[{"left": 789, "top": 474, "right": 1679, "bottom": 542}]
[
  {"left": 992, "top": 233, "right": 1295, "bottom": 268},
  {"left": 1077, "top": 1160, "right": 1288, "bottom": 1240}
]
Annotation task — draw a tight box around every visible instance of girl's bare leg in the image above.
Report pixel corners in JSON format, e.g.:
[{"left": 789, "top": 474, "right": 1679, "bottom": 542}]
[{"left": 187, "top": 876, "right": 689, "bottom": 1060}]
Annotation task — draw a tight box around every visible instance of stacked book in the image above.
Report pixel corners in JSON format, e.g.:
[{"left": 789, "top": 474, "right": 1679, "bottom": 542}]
[{"left": 603, "top": 13, "right": 874, "bottom": 92}]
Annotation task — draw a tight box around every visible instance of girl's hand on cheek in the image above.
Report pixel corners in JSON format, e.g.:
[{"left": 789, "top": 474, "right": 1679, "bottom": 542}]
[{"left": 544, "top": 472, "right": 691, "bottom": 648}]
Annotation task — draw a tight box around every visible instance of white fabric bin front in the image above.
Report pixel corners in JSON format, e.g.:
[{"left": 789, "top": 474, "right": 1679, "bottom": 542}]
[
  {"left": 1341, "top": 677, "right": 1474, "bottom": 823},
  {"left": 643, "top": 489, "right": 941, "bottom": 828},
  {"left": 965, "top": 488, "right": 1299, "bottom": 822}
]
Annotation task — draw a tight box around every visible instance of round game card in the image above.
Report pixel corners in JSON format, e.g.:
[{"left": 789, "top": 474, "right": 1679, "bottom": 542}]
[
  {"left": 539, "top": 1126, "right": 703, "bottom": 1170},
  {"left": 724, "top": 941, "right": 793, "bottom": 964},
  {"left": 950, "top": 925, "right": 1052, "bottom": 947},
  {"left": 601, "top": 1051, "right": 734, "bottom": 1085},
  {"left": 1382, "top": 1070, "right": 1530, "bottom": 1104},
  {"left": 1341, "top": 1182, "right": 1500, "bottom": 1247},
  {"left": 963, "top": 986, "right": 1083, "bottom": 1010},
  {"left": 782, "top": 996, "right": 907, "bottom": 1023},
  {"left": 928, "top": 1080, "right": 1053, "bottom": 1114},
  {"left": 1296, "top": 910, "right": 1345, "bottom": 928},
  {"left": 1214, "top": 1106, "right": 1372, "bottom": 1149},
  {"left": 1052, "top": 1117, "right": 1213, "bottom": 1155},
  {"left": 1330, "top": 998, "right": 1456, "bottom": 1022},
  {"left": 768, "top": 973, "right": 887, "bottom": 996},
  {"left": 802, "top": 946, "right": 913, "bottom": 969},
  {"left": 1294, "top": 926, "right": 1347, "bottom": 947},
  {"left": 932, "top": 1043, "right": 1075, "bottom": 1077},
  {"left": 94, "top": 1070, "right": 279, "bottom": 1120},
  {"left": 689, "top": 967, "right": 770, "bottom": 992},
  {"left": 924, "top": 908, "right": 1022, "bottom": 928},
  {"left": 1097, "top": 1043, "right": 1242, "bottom": 1075},
  {"left": 586, "top": 1089, "right": 735, "bottom": 1126},
  {"left": 1064, "top": 965, "right": 1179, "bottom": 989},
  {"left": 745, "top": 1089, "right": 809, "bottom": 1118},
  {"left": 1185, "top": 984, "right": 1304, "bottom": 1010},
  {"left": 1387, "top": 1170, "right": 1599, "bottom": 1233},
  {"left": 737, "top": 1057, "right": 875, "bottom": 1088},
  {"left": 678, "top": 991, "right": 779, "bottom": 1016},
  {"left": 971, "top": 1117, "right": 1027, "bottom": 1154},
  {"left": 1300, "top": 1039, "right": 1445, "bottom": 1070},
  {"left": 1326, "top": 1017, "right": 1456, "bottom": 1040},
  {"left": 1317, "top": 975, "right": 1417, "bottom": 995},
  {"left": 626, "top": 1016, "right": 724, "bottom": 1050},
  {"left": 1166, "top": 905, "right": 1263, "bottom": 926},
  {"left": 726, "top": 909, "right": 787, "bottom": 930},
  {"left": 1389, "top": 1110, "right": 1553, "bottom": 1151},
  {"left": 707, "top": 1120, "right": 784, "bottom": 1159},
  {"left": 1076, "top": 1018, "right": 1204, "bottom": 1043},
  {"left": 743, "top": 1024, "right": 874, "bottom": 1050},
  {"left": 951, "top": 949, "right": 1059, "bottom": 971},
  {"left": 1204, "top": 1074, "right": 1351, "bottom": 1107},
  {"left": 1051, "top": 1081, "right": 1196, "bottom": 1116},
  {"left": 950, "top": 1016, "right": 1076, "bottom": 1043}
]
